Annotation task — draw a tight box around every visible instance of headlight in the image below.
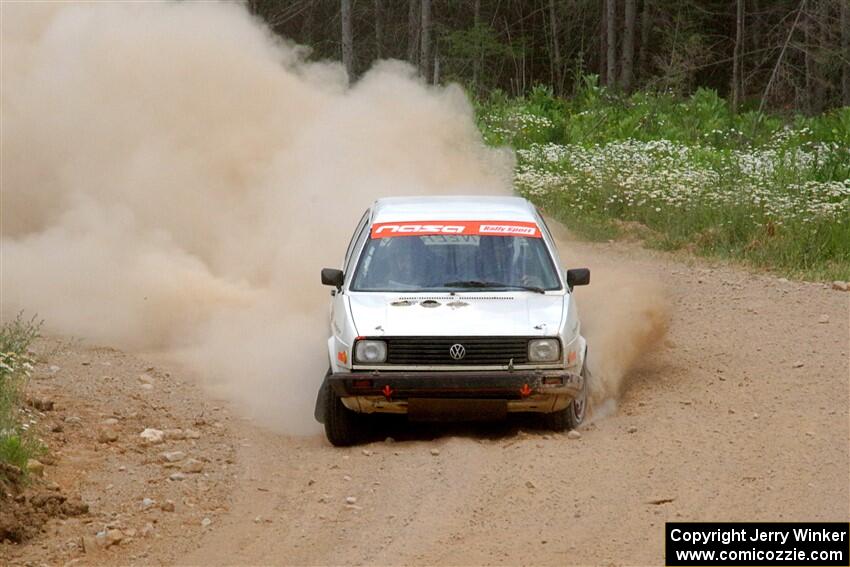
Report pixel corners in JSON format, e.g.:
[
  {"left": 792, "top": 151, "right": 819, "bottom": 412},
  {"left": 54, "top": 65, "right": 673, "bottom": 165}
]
[
  {"left": 354, "top": 340, "right": 387, "bottom": 363},
  {"left": 528, "top": 338, "right": 560, "bottom": 362}
]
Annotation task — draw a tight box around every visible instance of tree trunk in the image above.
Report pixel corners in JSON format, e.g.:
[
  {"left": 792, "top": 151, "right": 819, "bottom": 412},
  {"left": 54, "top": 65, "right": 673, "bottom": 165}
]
[
  {"left": 519, "top": 0, "right": 527, "bottom": 93},
  {"left": 341, "top": 0, "right": 354, "bottom": 81},
  {"left": 407, "top": 0, "right": 419, "bottom": 66},
  {"left": 750, "top": 0, "right": 761, "bottom": 54},
  {"left": 549, "top": 0, "right": 564, "bottom": 94},
  {"left": 301, "top": 0, "right": 315, "bottom": 47},
  {"left": 374, "top": 0, "right": 383, "bottom": 59},
  {"left": 606, "top": 0, "right": 617, "bottom": 88},
  {"left": 621, "top": 0, "right": 637, "bottom": 91},
  {"left": 748, "top": 0, "right": 761, "bottom": 97},
  {"left": 473, "top": 0, "right": 481, "bottom": 87},
  {"left": 732, "top": 0, "right": 744, "bottom": 112},
  {"left": 420, "top": 0, "right": 432, "bottom": 81},
  {"left": 599, "top": 0, "right": 607, "bottom": 82},
  {"left": 814, "top": 0, "right": 828, "bottom": 113},
  {"left": 804, "top": 2, "right": 819, "bottom": 114},
  {"left": 433, "top": 40, "right": 440, "bottom": 84},
  {"left": 638, "top": 0, "right": 651, "bottom": 77},
  {"left": 843, "top": 0, "right": 850, "bottom": 105}
]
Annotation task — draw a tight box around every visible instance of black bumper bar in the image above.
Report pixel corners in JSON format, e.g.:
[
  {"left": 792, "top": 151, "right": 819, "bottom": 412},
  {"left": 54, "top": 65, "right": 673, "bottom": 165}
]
[
  {"left": 315, "top": 369, "right": 581, "bottom": 423},
  {"left": 327, "top": 369, "right": 572, "bottom": 399}
]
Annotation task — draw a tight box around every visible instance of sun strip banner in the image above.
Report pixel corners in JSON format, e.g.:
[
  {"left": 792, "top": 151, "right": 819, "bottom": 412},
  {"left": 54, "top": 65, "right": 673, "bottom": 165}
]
[{"left": 370, "top": 220, "right": 542, "bottom": 239}]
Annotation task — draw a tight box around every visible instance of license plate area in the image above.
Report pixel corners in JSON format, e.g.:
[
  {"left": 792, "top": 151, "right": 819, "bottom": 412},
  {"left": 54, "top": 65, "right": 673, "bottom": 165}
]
[{"left": 407, "top": 398, "right": 508, "bottom": 421}]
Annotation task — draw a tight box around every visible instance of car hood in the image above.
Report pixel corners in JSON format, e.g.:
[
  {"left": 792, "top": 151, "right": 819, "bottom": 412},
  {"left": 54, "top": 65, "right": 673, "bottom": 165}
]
[{"left": 347, "top": 293, "right": 564, "bottom": 337}]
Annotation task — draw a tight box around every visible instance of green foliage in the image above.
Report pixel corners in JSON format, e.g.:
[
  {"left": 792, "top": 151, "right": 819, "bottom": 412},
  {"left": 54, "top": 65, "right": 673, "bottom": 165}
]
[
  {"left": 0, "top": 435, "right": 33, "bottom": 473},
  {"left": 475, "top": 82, "right": 850, "bottom": 280},
  {"left": 478, "top": 81, "right": 850, "bottom": 150},
  {"left": 442, "top": 23, "right": 515, "bottom": 65},
  {"left": 439, "top": 20, "right": 541, "bottom": 97},
  {"left": 0, "top": 313, "right": 42, "bottom": 355},
  {"left": 0, "top": 313, "right": 43, "bottom": 479}
]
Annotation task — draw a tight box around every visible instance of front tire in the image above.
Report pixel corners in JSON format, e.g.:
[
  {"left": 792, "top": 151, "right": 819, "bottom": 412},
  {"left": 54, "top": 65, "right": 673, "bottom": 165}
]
[
  {"left": 323, "top": 383, "right": 360, "bottom": 447},
  {"left": 544, "top": 363, "right": 589, "bottom": 432}
]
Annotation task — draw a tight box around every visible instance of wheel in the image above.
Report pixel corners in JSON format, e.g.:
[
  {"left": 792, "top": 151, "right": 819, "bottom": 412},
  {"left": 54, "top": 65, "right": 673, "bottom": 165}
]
[
  {"left": 323, "top": 381, "right": 361, "bottom": 447},
  {"left": 544, "top": 363, "right": 589, "bottom": 432}
]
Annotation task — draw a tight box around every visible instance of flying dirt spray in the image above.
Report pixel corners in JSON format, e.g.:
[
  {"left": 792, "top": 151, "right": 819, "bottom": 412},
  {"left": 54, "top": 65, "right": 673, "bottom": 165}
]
[{"left": 1, "top": 2, "right": 666, "bottom": 433}]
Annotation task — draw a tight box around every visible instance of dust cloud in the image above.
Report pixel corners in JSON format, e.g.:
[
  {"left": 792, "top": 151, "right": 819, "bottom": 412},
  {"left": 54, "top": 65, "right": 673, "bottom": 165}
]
[
  {"left": 580, "top": 271, "right": 669, "bottom": 417},
  {"left": 2, "top": 2, "right": 663, "bottom": 434},
  {"left": 546, "top": 223, "right": 669, "bottom": 417},
  {"left": 1, "top": 2, "right": 509, "bottom": 434}
]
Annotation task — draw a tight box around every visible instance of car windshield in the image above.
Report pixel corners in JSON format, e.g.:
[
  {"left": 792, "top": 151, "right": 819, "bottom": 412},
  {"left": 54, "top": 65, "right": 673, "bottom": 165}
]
[{"left": 351, "top": 234, "right": 561, "bottom": 292}]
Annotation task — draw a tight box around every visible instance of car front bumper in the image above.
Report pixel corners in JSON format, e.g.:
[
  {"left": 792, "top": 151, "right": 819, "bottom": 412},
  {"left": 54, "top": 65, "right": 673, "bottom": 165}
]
[{"left": 323, "top": 368, "right": 583, "bottom": 417}]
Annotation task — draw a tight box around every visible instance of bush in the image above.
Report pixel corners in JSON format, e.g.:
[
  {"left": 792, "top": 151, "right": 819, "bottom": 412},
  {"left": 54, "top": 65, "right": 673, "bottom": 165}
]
[{"left": 0, "top": 314, "right": 43, "bottom": 479}]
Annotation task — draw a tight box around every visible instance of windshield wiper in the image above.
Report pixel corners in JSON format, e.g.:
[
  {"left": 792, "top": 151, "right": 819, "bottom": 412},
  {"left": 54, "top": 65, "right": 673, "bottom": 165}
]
[{"left": 442, "top": 280, "right": 546, "bottom": 294}]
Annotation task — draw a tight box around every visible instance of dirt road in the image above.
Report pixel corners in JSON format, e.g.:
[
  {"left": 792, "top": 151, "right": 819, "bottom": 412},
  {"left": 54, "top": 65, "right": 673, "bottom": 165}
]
[{"left": 6, "top": 235, "right": 848, "bottom": 566}]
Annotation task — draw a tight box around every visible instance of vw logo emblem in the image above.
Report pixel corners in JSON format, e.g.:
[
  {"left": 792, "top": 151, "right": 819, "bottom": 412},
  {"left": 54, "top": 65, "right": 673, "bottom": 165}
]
[{"left": 449, "top": 344, "right": 466, "bottom": 360}]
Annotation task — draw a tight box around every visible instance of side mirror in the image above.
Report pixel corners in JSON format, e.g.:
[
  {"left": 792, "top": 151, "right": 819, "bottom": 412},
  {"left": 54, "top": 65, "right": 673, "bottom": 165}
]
[
  {"left": 321, "top": 268, "right": 344, "bottom": 288},
  {"left": 566, "top": 268, "right": 590, "bottom": 288}
]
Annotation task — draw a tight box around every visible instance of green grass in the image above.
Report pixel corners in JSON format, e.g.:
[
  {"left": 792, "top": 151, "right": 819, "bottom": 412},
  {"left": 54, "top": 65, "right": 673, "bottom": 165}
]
[
  {"left": 476, "top": 79, "right": 850, "bottom": 281},
  {"left": 0, "top": 313, "right": 44, "bottom": 479}
]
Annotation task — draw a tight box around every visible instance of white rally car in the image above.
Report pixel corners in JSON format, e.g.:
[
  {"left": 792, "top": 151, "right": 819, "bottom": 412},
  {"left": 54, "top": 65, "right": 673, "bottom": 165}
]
[{"left": 315, "top": 196, "right": 590, "bottom": 446}]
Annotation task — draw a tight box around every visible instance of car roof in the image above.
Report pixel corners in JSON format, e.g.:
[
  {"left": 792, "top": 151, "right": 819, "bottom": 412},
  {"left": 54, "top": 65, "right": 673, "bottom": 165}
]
[{"left": 370, "top": 196, "right": 538, "bottom": 224}]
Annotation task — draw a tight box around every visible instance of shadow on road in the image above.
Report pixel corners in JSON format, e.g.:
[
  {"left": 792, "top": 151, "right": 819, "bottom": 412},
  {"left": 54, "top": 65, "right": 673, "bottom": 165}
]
[{"left": 357, "top": 413, "right": 556, "bottom": 444}]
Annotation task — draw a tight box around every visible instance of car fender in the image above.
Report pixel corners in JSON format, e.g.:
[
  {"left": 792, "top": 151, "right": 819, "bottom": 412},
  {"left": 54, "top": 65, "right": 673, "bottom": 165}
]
[
  {"left": 327, "top": 336, "right": 342, "bottom": 374},
  {"left": 575, "top": 334, "right": 588, "bottom": 370}
]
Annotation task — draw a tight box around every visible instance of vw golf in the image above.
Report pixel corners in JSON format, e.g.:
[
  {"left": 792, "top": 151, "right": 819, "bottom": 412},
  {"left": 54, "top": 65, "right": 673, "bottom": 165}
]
[{"left": 315, "top": 196, "right": 591, "bottom": 446}]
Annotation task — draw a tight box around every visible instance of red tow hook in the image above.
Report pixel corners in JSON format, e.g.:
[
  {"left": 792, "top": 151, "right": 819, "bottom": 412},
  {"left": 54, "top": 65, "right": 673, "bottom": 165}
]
[
  {"left": 382, "top": 384, "right": 394, "bottom": 400},
  {"left": 519, "top": 383, "right": 532, "bottom": 398}
]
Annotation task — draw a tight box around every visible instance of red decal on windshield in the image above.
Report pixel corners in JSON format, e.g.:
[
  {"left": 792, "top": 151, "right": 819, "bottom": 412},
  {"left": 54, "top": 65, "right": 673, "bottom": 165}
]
[{"left": 371, "top": 221, "right": 541, "bottom": 238}]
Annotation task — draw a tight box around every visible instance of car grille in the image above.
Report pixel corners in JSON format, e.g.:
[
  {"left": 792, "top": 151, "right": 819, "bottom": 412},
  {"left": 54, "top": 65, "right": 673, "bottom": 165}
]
[{"left": 383, "top": 336, "right": 530, "bottom": 366}]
